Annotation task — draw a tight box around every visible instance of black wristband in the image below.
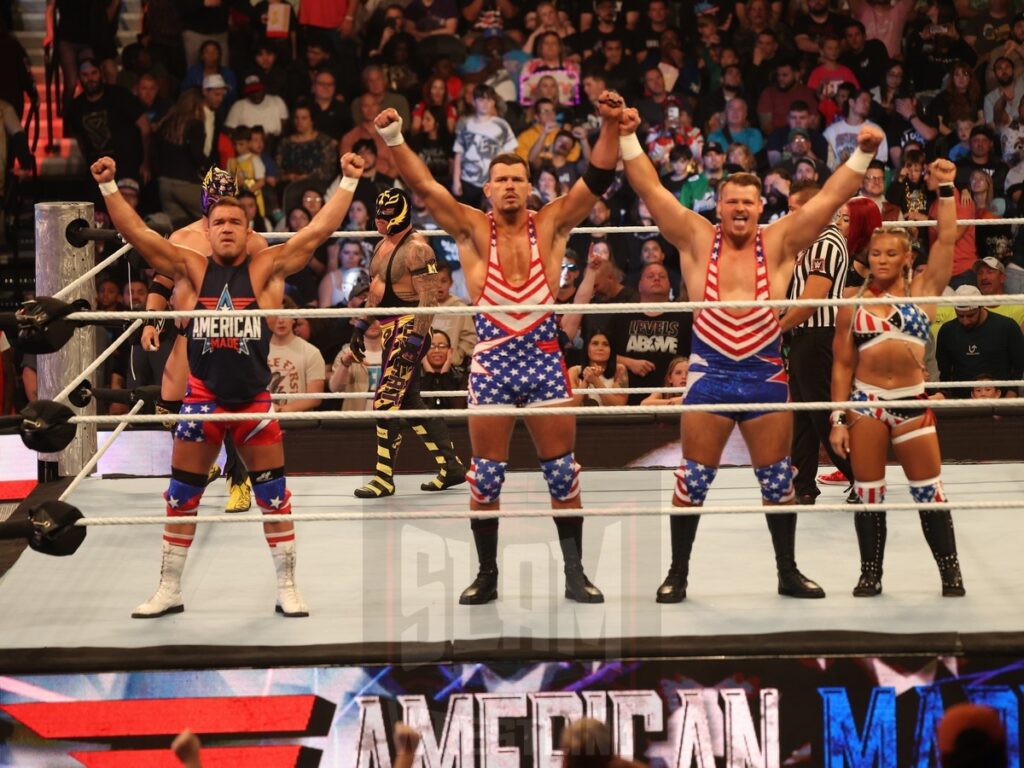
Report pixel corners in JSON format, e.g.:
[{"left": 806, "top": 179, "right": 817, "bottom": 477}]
[
  {"left": 582, "top": 164, "right": 616, "bottom": 197},
  {"left": 938, "top": 183, "right": 955, "bottom": 198},
  {"left": 148, "top": 280, "right": 172, "bottom": 301}
]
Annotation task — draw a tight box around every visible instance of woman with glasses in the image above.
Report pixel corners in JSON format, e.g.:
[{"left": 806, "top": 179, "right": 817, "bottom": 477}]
[{"left": 830, "top": 158, "right": 965, "bottom": 597}]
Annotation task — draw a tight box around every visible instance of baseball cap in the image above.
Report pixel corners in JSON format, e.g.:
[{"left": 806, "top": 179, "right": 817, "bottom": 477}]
[
  {"left": 243, "top": 73, "right": 264, "bottom": 96},
  {"left": 952, "top": 284, "right": 982, "bottom": 311},
  {"left": 788, "top": 127, "right": 810, "bottom": 141},
  {"left": 703, "top": 140, "right": 724, "bottom": 155},
  {"left": 973, "top": 256, "right": 1006, "bottom": 273},
  {"left": 202, "top": 73, "right": 228, "bottom": 91},
  {"left": 116, "top": 178, "right": 140, "bottom": 194}
]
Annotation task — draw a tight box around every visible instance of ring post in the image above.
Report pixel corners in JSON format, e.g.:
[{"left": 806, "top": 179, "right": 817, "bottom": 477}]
[{"left": 35, "top": 202, "right": 98, "bottom": 481}]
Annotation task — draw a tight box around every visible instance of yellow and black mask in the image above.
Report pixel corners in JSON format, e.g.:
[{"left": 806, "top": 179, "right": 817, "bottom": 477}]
[
  {"left": 201, "top": 167, "right": 238, "bottom": 214},
  {"left": 375, "top": 187, "right": 411, "bottom": 235}
]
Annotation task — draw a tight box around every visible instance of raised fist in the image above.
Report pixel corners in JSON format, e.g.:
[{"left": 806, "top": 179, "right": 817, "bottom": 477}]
[
  {"left": 855, "top": 125, "right": 885, "bottom": 155},
  {"left": 618, "top": 107, "right": 641, "bottom": 137},
  {"left": 90, "top": 157, "right": 116, "bottom": 184},
  {"left": 597, "top": 90, "right": 624, "bottom": 120},
  {"left": 394, "top": 723, "right": 421, "bottom": 756},
  {"left": 341, "top": 152, "right": 365, "bottom": 179},
  {"left": 928, "top": 158, "right": 956, "bottom": 186}
]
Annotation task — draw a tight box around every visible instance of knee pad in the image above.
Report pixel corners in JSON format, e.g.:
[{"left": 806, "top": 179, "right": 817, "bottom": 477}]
[
  {"left": 539, "top": 452, "right": 581, "bottom": 502},
  {"left": 909, "top": 476, "right": 945, "bottom": 504},
  {"left": 855, "top": 479, "right": 886, "bottom": 504},
  {"left": 165, "top": 468, "right": 207, "bottom": 517},
  {"left": 673, "top": 459, "right": 718, "bottom": 505},
  {"left": 754, "top": 457, "right": 795, "bottom": 503},
  {"left": 468, "top": 457, "right": 507, "bottom": 504},
  {"left": 250, "top": 466, "right": 292, "bottom": 514}
]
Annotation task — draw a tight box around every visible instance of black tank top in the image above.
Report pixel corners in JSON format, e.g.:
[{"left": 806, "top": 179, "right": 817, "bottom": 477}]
[
  {"left": 186, "top": 258, "right": 272, "bottom": 404},
  {"left": 380, "top": 231, "right": 419, "bottom": 308}
]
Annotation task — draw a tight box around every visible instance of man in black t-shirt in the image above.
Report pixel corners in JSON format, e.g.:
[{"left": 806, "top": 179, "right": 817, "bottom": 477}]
[
  {"left": 607, "top": 263, "right": 692, "bottom": 403},
  {"left": 65, "top": 58, "right": 150, "bottom": 182},
  {"left": 937, "top": 290, "right": 1024, "bottom": 396}
]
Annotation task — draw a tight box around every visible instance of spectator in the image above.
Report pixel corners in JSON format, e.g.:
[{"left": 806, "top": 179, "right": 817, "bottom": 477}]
[
  {"left": 200, "top": 74, "right": 229, "bottom": 163},
  {"left": 662, "top": 145, "right": 696, "bottom": 196},
  {"left": 46, "top": 0, "right": 96, "bottom": 119},
  {"left": 586, "top": 33, "right": 640, "bottom": 101},
  {"left": 905, "top": 10, "right": 976, "bottom": 93},
  {"left": 451, "top": 84, "right": 517, "bottom": 205},
  {"left": 792, "top": 0, "right": 851, "bottom": 61},
  {"left": 520, "top": 31, "right": 581, "bottom": 107},
  {"left": 999, "top": 90, "right": 1024, "bottom": 164},
  {"left": 329, "top": 319, "right": 383, "bottom": 411},
  {"left": 153, "top": 89, "right": 211, "bottom": 226},
  {"left": 237, "top": 189, "right": 270, "bottom": 232},
  {"left": 607, "top": 262, "right": 692, "bottom": 403},
  {"left": 568, "top": 330, "right": 629, "bottom": 406},
  {"left": 936, "top": 703, "right": 1007, "bottom": 768},
  {"left": 636, "top": 65, "right": 685, "bottom": 129},
  {"left": 847, "top": 0, "right": 914, "bottom": 60},
  {"left": 808, "top": 34, "right": 860, "bottom": 100},
  {"left": 573, "top": 0, "right": 628, "bottom": 60},
  {"left": 859, "top": 160, "right": 901, "bottom": 220},
  {"left": 429, "top": 263, "right": 477, "bottom": 366},
  {"left": 964, "top": 0, "right": 1014, "bottom": 72},
  {"left": 971, "top": 374, "right": 1004, "bottom": 399},
  {"left": 283, "top": 35, "right": 334, "bottom": 109},
  {"left": 180, "top": 2, "right": 229, "bottom": 68},
  {"left": 984, "top": 56, "right": 1024, "bottom": 128},
  {"left": 823, "top": 90, "right": 887, "bottom": 170},
  {"left": 936, "top": 284, "right": 1024, "bottom": 394},
  {"left": 679, "top": 141, "right": 726, "bottom": 220},
  {"left": 181, "top": 40, "right": 237, "bottom": 109},
  {"left": 341, "top": 95, "right": 397, "bottom": 179},
  {"left": 65, "top": 58, "right": 151, "bottom": 183},
  {"left": 839, "top": 20, "right": 889, "bottom": 92},
  {"left": 975, "top": 256, "right": 1024, "bottom": 329},
  {"left": 765, "top": 100, "right": 828, "bottom": 167},
  {"left": 870, "top": 60, "right": 905, "bottom": 118},
  {"left": 707, "top": 97, "right": 764, "bottom": 154},
  {"left": 276, "top": 104, "right": 338, "bottom": 199},
  {"left": 403, "top": 0, "right": 459, "bottom": 44},
  {"left": 225, "top": 73, "right": 289, "bottom": 140},
  {"left": 253, "top": 41, "right": 287, "bottom": 98},
  {"left": 517, "top": 98, "right": 570, "bottom": 161},
  {"left": 927, "top": 62, "right": 984, "bottom": 142},
  {"left": 135, "top": 73, "right": 171, "bottom": 129},
  {"left": 700, "top": 63, "right": 751, "bottom": 131},
  {"left": 955, "top": 125, "right": 1009, "bottom": 196},
  {"left": 268, "top": 298, "right": 326, "bottom": 411},
  {"left": 746, "top": 29, "right": 785, "bottom": 97},
  {"left": 888, "top": 91, "right": 939, "bottom": 168},
  {"left": 411, "top": 76, "right": 458, "bottom": 134},
  {"left": 563, "top": 241, "right": 640, "bottom": 343},
  {"left": 757, "top": 60, "right": 819, "bottom": 135},
  {"left": 733, "top": 0, "right": 786, "bottom": 65},
  {"left": 350, "top": 64, "right": 411, "bottom": 128},
  {"left": 775, "top": 128, "right": 830, "bottom": 182},
  {"left": 984, "top": 12, "right": 1024, "bottom": 91},
  {"left": 408, "top": 106, "right": 453, "bottom": 187},
  {"left": 640, "top": 355, "right": 688, "bottom": 405},
  {"left": 420, "top": 329, "right": 467, "bottom": 409},
  {"left": 969, "top": 172, "right": 1013, "bottom": 262},
  {"left": 227, "top": 126, "right": 266, "bottom": 216},
  {"left": 886, "top": 148, "right": 931, "bottom": 222},
  {"left": 521, "top": 0, "right": 577, "bottom": 49},
  {"left": 319, "top": 260, "right": 368, "bottom": 309}
]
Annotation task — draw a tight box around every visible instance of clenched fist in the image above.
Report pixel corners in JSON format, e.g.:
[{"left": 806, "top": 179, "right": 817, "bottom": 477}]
[
  {"left": 341, "top": 152, "right": 365, "bottom": 179},
  {"left": 90, "top": 157, "right": 116, "bottom": 184},
  {"left": 374, "top": 108, "right": 404, "bottom": 146},
  {"left": 618, "top": 107, "right": 641, "bottom": 137},
  {"left": 597, "top": 90, "right": 624, "bottom": 121},
  {"left": 855, "top": 125, "right": 885, "bottom": 155},
  {"left": 928, "top": 158, "right": 956, "bottom": 186}
]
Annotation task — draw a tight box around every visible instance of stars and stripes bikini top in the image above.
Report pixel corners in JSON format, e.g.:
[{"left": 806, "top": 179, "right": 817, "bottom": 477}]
[
  {"left": 692, "top": 225, "right": 781, "bottom": 361},
  {"left": 474, "top": 212, "right": 555, "bottom": 337},
  {"left": 852, "top": 292, "right": 931, "bottom": 351}
]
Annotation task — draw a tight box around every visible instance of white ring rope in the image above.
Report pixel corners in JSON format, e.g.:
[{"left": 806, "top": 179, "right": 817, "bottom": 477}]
[
  {"left": 53, "top": 319, "right": 142, "bottom": 404},
  {"left": 53, "top": 241, "right": 133, "bottom": 302},
  {"left": 67, "top": 499, "right": 1024, "bottom": 527},
  {"left": 256, "top": 218, "right": 1018, "bottom": 241},
  {"left": 67, "top": 397, "right": 1021, "bottom": 426},
  {"left": 62, "top": 293, "right": 1024, "bottom": 322},
  {"left": 59, "top": 399, "right": 145, "bottom": 501},
  {"left": 269, "top": 380, "right": 1024, "bottom": 400}
]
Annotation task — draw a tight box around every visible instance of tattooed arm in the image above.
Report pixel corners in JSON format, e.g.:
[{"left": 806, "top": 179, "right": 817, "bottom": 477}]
[{"left": 405, "top": 237, "right": 441, "bottom": 338}]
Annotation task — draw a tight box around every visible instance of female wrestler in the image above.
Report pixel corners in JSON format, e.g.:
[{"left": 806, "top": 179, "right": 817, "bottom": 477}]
[{"left": 830, "top": 158, "right": 964, "bottom": 597}]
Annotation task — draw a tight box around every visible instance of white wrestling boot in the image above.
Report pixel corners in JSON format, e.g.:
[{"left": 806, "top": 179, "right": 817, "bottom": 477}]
[
  {"left": 272, "top": 541, "right": 309, "bottom": 617},
  {"left": 132, "top": 542, "right": 188, "bottom": 618}
]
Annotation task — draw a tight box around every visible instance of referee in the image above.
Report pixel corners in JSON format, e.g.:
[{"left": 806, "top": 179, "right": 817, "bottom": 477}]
[{"left": 781, "top": 183, "right": 856, "bottom": 504}]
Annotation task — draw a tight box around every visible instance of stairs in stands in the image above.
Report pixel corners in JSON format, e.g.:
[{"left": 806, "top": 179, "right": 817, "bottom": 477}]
[{"left": 12, "top": 0, "right": 143, "bottom": 176}]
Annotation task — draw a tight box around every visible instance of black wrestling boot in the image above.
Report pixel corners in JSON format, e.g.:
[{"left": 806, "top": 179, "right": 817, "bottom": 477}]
[
  {"left": 412, "top": 420, "right": 468, "bottom": 491},
  {"left": 853, "top": 510, "right": 886, "bottom": 596},
  {"left": 766, "top": 511, "right": 826, "bottom": 598},
  {"left": 920, "top": 509, "right": 966, "bottom": 597},
  {"left": 656, "top": 514, "right": 700, "bottom": 603},
  {"left": 555, "top": 517, "right": 604, "bottom": 603},
  {"left": 459, "top": 520, "right": 499, "bottom": 605},
  {"left": 354, "top": 425, "right": 402, "bottom": 498}
]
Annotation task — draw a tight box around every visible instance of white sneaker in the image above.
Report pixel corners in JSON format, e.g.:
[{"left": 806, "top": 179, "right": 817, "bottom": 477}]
[
  {"left": 271, "top": 541, "right": 309, "bottom": 617},
  {"left": 132, "top": 542, "right": 188, "bottom": 618}
]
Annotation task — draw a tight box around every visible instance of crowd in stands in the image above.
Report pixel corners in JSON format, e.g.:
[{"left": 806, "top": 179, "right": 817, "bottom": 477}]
[{"left": 3, "top": 0, "right": 1024, "bottom": 414}]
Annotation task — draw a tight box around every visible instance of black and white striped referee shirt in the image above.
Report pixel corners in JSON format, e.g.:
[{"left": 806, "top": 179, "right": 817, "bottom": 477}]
[{"left": 787, "top": 224, "right": 849, "bottom": 329}]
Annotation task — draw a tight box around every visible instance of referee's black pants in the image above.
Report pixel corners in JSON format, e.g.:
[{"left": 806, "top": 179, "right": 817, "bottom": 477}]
[{"left": 788, "top": 328, "right": 853, "bottom": 498}]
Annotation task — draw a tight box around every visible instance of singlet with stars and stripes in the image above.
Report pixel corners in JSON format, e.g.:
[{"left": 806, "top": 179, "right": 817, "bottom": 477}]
[
  {"left": 692, "top": 225, "right": 781, "bottom": 361},
  {"left": 473, "top": 211, "right": 557, "bottom": 341}
]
